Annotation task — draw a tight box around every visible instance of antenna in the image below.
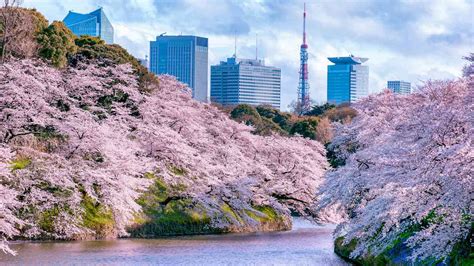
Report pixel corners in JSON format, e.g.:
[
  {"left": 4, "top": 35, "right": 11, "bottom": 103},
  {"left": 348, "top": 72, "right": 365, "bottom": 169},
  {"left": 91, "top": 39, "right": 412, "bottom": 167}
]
[{"left": 303, "top": 2, "right": 306, "bottom": 45}]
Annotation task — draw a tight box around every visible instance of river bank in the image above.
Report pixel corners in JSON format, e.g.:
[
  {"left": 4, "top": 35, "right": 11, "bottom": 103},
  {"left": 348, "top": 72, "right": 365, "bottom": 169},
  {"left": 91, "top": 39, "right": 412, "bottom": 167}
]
[{"left": 0, "top": 218, "right": 349, "bottom": 265}]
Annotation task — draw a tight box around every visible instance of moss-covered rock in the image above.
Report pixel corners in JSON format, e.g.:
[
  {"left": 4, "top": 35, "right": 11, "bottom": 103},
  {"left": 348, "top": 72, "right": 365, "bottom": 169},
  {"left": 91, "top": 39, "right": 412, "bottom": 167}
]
[
  {"left": 130, "top": 176, "right": 291, "bottom": 237},
  {"left": 81, "top": 195, "right": 115, "bottom": 238},
  {"left": 335, "top": 220, "right": 473, "bottom": 266},
  {"left": 130, "top": 176, "right": 217, "bottom": 237}
]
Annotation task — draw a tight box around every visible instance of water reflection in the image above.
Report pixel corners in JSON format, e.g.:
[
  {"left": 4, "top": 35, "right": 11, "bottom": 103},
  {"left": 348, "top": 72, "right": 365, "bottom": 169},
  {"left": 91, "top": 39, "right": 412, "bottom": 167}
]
[{"left": 1, "top": 218, "right": 349, "bottom": 265}]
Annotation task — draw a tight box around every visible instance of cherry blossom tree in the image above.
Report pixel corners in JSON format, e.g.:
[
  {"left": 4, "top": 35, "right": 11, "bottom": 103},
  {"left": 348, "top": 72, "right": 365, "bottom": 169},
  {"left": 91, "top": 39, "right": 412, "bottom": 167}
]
[
  {"left": 317, "top": 73, "right": 473, "bottom": 262},
  {"left": 0, "top": 58, "right": 328, "bottom": 254}
]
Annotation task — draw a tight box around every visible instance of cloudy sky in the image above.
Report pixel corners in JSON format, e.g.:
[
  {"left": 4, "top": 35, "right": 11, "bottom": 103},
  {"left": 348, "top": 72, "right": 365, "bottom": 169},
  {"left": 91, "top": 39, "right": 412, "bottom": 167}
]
[{"left": 24, "top": 0, "right": 473, "bottom": 109}]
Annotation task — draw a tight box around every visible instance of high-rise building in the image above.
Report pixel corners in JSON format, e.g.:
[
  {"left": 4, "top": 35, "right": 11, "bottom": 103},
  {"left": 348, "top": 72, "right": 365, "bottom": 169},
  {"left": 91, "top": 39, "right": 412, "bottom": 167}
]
[
  {"left": 210, "top": 57, "right": 281, "bottom": 109},
  {"left": 387, "top": 80, "right": 411, "bottom": 94},
  {"left": 63, "top": 8, "right": 114, "bottom": 44},
  {"left": 149, "top": 35, "right": 208, "bottom": 102},
  {"left": 327, "top": 56, "right": 369, "bottom": 105}
]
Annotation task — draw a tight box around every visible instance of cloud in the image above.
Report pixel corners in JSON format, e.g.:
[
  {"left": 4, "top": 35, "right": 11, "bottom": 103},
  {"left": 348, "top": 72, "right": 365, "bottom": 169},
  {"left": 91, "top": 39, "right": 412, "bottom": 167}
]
[{"left": 23, "top": 0, "right": 473, "bottom": 110}]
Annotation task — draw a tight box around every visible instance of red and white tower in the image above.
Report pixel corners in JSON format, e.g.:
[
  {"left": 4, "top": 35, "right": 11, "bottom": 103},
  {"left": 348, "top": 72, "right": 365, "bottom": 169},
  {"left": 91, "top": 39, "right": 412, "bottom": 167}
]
[{"left": 297, "top": 3, "right": 311, "bottom": 114}]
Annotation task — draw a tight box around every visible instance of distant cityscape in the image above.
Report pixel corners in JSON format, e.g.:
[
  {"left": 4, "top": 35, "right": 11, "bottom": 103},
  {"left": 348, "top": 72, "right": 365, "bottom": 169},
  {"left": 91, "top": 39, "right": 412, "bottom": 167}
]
[{"left": 62, "top": 7, "right": 412, "bottom": 111}]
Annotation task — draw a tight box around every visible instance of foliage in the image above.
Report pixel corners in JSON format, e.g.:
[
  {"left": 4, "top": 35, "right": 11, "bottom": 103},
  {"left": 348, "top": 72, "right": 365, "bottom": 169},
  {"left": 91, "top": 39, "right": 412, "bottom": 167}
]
[
  {"left": 290, "top": 117, "right": 318, "bottom": 139},
  {"left": 37, "top": 21, "right": 76, "bottom": 68},
  {"left": 256, "top": 105, "right": 293, "bottom": 132},
  {"left": 230, "top": 104, "right": 286, "bottom": 136},
  {"left": 318, "top": 76, "right": 473, "bottom": 262},
  {"left": 230, "top": 104, "right": 261, "bottom": 123},
  {"left": 9, "top": 156, "right": 31, "bottom": 170},
  {"left": 81, "top": 195, "right": 115, "bottom": 235},
  {"left": 323, "top": 103, "right": 357, "bottom": 123},
  {"left": 229, "top": 103, "right": 352, "bottom": 143},
  {"left": 305, "top": 103, "right": 336, "bottom": 117},
  {"left": 315, "top": 117, "right": 333, "bottom": 144}
]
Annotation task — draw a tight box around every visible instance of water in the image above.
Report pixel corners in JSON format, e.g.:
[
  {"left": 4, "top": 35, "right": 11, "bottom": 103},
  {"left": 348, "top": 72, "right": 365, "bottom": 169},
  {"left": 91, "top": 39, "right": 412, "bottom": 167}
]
[{"left": 0, "top": 218, "right": 349, "bottom": 265}]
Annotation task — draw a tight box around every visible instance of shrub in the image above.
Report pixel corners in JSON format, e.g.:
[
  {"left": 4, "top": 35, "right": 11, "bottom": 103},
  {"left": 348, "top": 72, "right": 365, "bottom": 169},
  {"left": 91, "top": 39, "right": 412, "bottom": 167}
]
[
  {"left": 305, "top": 103, "right": 336, "bottom": 116},
  {"left": 290, "top": 117, "right": 318, "bottom": 139},
  {"left": 37, "top": 21, "right": 76, "bottom": 68}
]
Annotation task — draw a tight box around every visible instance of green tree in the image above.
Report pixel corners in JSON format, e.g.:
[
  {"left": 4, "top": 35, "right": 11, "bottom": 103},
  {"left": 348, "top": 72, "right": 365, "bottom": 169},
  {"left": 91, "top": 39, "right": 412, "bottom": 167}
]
[
  {"left": 37, "top": 21, "right": 76, "bottom": 68},
  {"left": 230, "top": 104, "right": 262, "bottom": 126},
  {"left": 256, "top": 105, "right": 293, "bottom": 132},
  {"left": 290, "top": 117, "right": 318, "bottom": 139},
  {"left": 305, "top": 103, "right": 336, "bottom": 116}
]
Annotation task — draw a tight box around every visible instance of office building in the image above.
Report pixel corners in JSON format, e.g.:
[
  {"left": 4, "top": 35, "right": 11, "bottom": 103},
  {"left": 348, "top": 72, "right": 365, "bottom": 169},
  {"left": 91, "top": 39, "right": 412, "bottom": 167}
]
[
  {"left": 63, "top": 8, "right": 114, "bottom": 44},
  {"left": 387, "top": 80, "right": 411, "bottom": 94},
  {"left": 327, "top": 55, "right": 369, "bottom": 104},
  {"left": 150, "top": 35, "right": 208, "bottom": 102},
  {"left": 210, "top": 57, "right": 281, "bottom": 109}
]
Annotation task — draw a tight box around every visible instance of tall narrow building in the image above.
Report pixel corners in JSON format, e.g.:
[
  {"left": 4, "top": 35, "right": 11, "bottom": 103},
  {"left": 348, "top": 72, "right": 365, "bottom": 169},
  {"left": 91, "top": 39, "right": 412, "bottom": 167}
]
[
  {"left": 297, "top": 3, "right": 311, "bottom": 114},
  {"left": 149, "top": 35, "right": 209, "bottom": 102},
  {"left": 63, "top": 8, "right": 114, "bottom": 44},
  {"left": 327, "top": 56, "right": 369, "bottom": 105},
  {"left": 387, "top": 80, "right": 411, "bottom": 94},
  {"left": 210, "top": 57, "right": 281, "bottom": 109}
]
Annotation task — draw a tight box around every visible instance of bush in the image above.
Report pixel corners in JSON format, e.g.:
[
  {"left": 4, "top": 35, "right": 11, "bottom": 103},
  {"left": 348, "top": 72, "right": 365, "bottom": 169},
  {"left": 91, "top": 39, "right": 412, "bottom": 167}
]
[
  {"left": 290, "top": 117, "right": 318, "bottom": 139},
  {"left": 37, "top": 21, "right": 76, "bottom": 68},
  {"left": 324, "top": 104, "right": 357, "bottom": 123},
  {"left": 230, "top": 104, "right": 263, "bottom": 127},
  {"left": 256, "top": 105, "right": 293, "bottom": 132},
  {"left": 305, "top": 103, "right": 336, "bottom": 116}
]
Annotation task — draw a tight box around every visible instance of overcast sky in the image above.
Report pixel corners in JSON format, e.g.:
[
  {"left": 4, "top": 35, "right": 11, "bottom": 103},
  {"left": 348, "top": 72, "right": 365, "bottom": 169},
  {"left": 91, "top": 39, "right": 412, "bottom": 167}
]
[{"left": 24, "top": 0, "right": 473, "bottom": 109}]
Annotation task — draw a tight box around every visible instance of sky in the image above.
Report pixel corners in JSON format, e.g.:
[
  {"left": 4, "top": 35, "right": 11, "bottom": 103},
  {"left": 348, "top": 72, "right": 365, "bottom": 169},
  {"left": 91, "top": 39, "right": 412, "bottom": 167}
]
[{"left": 23, "top": 0, "right": 473, "bottom": 110}]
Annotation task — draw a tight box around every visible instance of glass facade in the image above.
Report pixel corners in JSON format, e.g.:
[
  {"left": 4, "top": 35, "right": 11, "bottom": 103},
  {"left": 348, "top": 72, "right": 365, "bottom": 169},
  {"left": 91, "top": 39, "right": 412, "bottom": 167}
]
[
  {"left": 327, "top": 56, "right": 369, "bottom": 105},
  {"left": 387, "top": 81, "right": 411, "bottom": 94},
  {"left": 210, "top": 57, "right": 281, "bottom": 109},
  {"left": 150, "top": 35, "right": 209, "bottom": 102},
  {"left": 63, "top": 8, "right": 114, "bottom": 44}
]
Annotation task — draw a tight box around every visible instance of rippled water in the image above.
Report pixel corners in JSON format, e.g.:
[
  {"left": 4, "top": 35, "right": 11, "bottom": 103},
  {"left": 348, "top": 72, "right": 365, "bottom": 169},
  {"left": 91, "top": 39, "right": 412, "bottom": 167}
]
[{"left": 0, "top": 218, "right": 349, "bottom": 265}]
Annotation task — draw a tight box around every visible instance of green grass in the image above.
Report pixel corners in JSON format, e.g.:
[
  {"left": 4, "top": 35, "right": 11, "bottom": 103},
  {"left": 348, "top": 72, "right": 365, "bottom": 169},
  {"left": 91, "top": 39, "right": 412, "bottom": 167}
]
[
  {"left": 38, "top": 204, "right": 73, "bottom": 233},
  {"left": 136, "top": 178, "right": 169, "bottom": 208},
  {"left": 168, "top": 165, "right": 187, "bottom": 176},
  {"left": 244, "top": 205, "right": 280, "bottom": 223},
  {"left": 81, "top": 195, "right": 114, "bottom": 233},
  {"left": 39, "top": 206, "right": 61, "bottom": 233},
  {"left": 221, "top": 203, "right": 243, "bottom": 223},
  {"left": 10, "top": 157, "right": 31, "bottom": 170}
]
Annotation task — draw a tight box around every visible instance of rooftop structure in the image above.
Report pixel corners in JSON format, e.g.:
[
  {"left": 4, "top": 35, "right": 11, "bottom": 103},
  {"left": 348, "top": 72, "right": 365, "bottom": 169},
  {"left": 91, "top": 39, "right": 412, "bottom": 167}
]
[
  {"left": 327, "top": 55, "right": 369, "bottom": 104},
  {"left": 63, "top": 8, "right": 114, "bottom": 44}
]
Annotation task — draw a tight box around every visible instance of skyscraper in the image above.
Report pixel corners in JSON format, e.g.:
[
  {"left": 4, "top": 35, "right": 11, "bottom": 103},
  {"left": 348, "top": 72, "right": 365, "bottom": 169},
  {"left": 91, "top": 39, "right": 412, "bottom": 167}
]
[
  {"left": 327, "top": 56, "right": 369, "bottom": 105},
  {"left": 387, "top": 81, "right": 411, "bottom": 94},
  {"left": 149, "top": 35, "right": 208, "bottom": 102},
  {"left": 63, "top": 8, "right": 114, "bottom": 44},
  {"left": 210, "top": 57, "right": 281, "bottom": 109}
]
